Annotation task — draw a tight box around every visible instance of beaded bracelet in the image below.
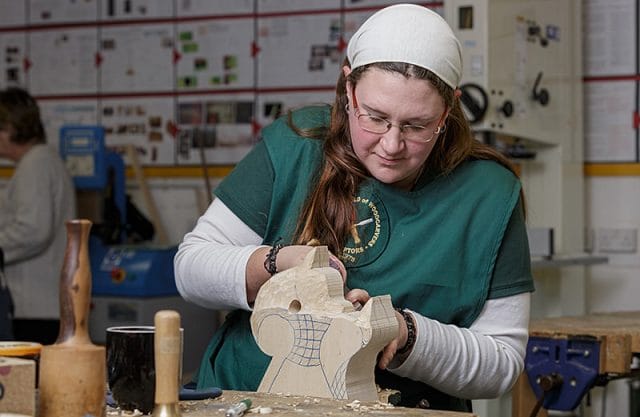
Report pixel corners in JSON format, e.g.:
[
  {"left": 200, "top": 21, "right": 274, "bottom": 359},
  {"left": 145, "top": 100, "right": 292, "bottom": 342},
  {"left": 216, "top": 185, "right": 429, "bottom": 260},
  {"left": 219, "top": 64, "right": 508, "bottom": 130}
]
[
  {"left": 263, "top": 241, "right": 284, "bottom": 276},
  {"left": 396, "top": 308, "right": 416, "bottom": 355}
]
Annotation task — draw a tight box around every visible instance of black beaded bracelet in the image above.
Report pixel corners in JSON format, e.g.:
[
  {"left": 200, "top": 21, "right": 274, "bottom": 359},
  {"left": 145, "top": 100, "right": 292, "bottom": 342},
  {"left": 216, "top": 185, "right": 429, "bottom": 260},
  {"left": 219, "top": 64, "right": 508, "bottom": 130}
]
[
  {"left": 263, "top": 241, "right": 284, "bottom": 276},
  {"left": 396, "top": 308, "right": 416, "bottom": 355}
]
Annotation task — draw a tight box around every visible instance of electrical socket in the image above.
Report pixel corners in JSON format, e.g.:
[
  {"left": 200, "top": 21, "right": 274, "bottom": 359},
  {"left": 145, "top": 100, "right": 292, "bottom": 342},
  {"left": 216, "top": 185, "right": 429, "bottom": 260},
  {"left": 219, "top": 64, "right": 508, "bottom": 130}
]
[{"left": 595, "top": 228, "right": 638, "bottom": 253}]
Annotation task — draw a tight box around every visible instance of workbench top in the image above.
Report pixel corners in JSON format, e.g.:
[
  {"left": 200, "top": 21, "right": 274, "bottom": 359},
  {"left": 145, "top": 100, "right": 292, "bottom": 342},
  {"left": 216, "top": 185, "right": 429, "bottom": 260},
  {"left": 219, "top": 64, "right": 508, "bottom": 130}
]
[
  {"left": 529, "top": 310, "right": 640, "bottom": 374},
  {"left": 108, "top": 390, "right": 477, "bottom": 416}
]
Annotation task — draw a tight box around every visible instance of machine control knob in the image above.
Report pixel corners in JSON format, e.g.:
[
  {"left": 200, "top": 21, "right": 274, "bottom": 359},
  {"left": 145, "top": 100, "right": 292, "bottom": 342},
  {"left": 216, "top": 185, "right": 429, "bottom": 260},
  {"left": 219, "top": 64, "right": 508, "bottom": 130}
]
[
  {"left": 535, "top": 88, "right": 550, "bottom": 106},
  {"left": 110, "top": 267, "right": 126, "bottom": 283},
  {"left": 459, "top": 83, "right": 489, "bottom": 125},
  {"left": 500, "top": 100, "right": 514, "bottom": 118}
]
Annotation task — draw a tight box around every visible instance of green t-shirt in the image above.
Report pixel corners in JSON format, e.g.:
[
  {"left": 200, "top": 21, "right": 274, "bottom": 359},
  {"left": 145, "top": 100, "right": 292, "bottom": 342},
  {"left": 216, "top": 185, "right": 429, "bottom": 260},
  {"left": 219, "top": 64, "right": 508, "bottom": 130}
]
[{"left": 199, "top": 105, "right": 534, "bottom": 411}]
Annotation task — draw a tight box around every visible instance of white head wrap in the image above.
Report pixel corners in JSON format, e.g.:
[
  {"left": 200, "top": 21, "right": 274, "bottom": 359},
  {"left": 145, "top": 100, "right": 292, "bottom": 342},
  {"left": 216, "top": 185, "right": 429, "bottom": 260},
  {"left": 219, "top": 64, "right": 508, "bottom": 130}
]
[{"left": 347, "top": 4, "right": 463, "bottom": 89}]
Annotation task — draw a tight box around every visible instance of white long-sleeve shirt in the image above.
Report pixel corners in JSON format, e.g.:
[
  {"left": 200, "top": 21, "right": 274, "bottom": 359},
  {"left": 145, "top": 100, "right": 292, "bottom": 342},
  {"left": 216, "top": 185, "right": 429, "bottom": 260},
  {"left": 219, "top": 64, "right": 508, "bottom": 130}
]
[
  {"left": 175, "top": 198, "right": 530, "bottom": 399},
  {"left": 0, "top": 144, "right": 76, "bottom": 319}
]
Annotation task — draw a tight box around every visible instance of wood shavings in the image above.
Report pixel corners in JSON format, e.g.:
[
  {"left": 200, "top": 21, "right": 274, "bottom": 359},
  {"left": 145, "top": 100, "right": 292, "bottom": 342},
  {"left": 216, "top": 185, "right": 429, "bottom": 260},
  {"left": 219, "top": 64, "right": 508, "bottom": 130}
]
[
  {"left": 249, "top": 406, "right": 273, "bottom": 414},
  {"left": 344, "top": 400, "right": 361, "bottom": 409},
  {"left": 179, "top": 399, "right": 213, "bottom": 413},
  {"left": 106, "top": 407, "right": 144, "bottom": 416},
  {"left": 343, "top": 399, "right": 395, "bottom": 412},
  {"left": 373, "top": 401, "right": 395, "bottom": 409}
]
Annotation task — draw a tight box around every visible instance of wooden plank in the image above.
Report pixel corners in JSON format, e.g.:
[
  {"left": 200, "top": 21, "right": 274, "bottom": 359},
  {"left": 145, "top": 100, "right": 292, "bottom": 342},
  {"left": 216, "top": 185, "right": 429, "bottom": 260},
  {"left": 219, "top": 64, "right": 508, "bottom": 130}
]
[{"left": 175, "top": 390, "right": 477, "bottom": 417}]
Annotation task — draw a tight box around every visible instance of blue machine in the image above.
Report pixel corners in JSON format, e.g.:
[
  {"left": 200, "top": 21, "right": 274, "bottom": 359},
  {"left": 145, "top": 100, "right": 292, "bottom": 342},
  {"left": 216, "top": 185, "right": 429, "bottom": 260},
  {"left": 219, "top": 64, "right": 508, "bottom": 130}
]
[
  {"left": 59, "top": 125, "right": 178, "bottom": 298},
  {"left": 90, "top": 244, "right": 178, "bottom": 297}
]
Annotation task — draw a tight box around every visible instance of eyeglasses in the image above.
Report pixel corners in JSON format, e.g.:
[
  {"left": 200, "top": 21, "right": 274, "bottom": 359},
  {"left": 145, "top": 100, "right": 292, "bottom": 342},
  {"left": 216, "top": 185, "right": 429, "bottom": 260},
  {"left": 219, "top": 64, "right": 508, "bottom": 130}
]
[{"left": 351, "top": 90, "right": 446, "bottom": 143}]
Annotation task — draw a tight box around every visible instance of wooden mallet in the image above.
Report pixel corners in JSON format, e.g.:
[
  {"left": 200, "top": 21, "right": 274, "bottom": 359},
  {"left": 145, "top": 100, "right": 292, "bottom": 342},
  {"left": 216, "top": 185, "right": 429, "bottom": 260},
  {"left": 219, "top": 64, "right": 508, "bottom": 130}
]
[{"left": 38, "top": 219, "right": 106, "bottom": 417}]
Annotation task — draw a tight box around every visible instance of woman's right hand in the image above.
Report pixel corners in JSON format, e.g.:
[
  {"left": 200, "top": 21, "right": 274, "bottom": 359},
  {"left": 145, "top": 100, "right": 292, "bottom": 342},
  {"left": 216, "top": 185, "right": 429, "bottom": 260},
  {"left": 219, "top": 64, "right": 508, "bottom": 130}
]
[
  {"left": 275, "top": 245, "right": 346, "bottom": 282},
  {"left": 247, "top": 245, "right": 346, "bottom": 304}
]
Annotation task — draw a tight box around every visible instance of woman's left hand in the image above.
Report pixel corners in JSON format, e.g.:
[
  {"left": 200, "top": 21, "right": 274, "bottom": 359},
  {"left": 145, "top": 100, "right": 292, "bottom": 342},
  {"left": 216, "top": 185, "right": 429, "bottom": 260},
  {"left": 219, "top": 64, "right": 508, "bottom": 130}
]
[
  {"left": 378, "top": 309, "right": 409, "bottom": 369},
  {"left": 344, "top": 288, "right": 410, "bottom": 369}
]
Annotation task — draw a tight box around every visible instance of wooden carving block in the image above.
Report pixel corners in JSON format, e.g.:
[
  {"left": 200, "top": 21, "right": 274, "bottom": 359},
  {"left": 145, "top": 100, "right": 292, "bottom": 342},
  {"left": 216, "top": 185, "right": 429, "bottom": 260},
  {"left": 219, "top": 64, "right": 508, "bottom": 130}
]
[
  {"left": 0, "top": 356, "right": 36, "bottom": 416},
  {"left": 250, "top": 246, "right": 398, "bottom": 401}
]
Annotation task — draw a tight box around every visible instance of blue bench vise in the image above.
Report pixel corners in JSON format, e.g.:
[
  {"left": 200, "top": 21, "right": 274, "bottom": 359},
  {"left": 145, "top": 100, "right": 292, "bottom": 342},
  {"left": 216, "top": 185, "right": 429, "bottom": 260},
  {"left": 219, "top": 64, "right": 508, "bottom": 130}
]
[{"left": 525, "top": 336, "right": 601, "bottom": 411}]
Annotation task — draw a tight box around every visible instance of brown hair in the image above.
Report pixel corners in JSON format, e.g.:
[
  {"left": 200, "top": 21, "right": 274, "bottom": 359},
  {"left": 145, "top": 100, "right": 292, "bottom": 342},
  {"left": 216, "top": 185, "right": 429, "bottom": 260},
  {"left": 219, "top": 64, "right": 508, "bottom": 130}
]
[
  {"left": 0, "top": 87, "right": 46, "bottom": 145},
  {"left": 292, "top": 60, "right": 522, "bottom": 255}
]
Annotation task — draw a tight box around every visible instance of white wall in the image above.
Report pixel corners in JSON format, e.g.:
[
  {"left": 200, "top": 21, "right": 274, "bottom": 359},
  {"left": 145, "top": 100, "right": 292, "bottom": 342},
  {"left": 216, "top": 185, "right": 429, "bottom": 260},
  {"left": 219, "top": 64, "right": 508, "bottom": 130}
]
[
  {"left": 587, "top": 177, "right": 640, "bottom": 313},
  {"left": 566, "top": 176, "right": 640, "bottom": 417}
]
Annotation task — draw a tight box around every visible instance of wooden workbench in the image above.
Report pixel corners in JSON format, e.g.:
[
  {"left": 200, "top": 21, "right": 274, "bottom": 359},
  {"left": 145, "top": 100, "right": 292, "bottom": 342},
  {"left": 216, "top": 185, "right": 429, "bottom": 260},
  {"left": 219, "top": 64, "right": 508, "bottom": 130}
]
[
  {"left": 512, "top": 310, "right": 640, "bottom": 417},
  {"left": 106, "top": 390, "right": 476, "bottom": 416}
]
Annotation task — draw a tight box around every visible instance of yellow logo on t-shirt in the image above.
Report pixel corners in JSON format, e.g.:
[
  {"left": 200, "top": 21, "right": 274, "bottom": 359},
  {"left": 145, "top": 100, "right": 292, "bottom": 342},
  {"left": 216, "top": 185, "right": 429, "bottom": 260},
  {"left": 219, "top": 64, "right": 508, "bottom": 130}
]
[{"left": 341, "top": 191, "right": 388, "bottom": 267}]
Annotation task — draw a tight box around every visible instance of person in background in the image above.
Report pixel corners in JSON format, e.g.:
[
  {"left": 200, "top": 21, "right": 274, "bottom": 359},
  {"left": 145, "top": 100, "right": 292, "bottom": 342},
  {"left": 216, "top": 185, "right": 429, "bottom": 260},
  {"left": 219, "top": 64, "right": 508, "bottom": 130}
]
[
  {"left": 0, "top": 87, "right": 76, "bottom": 344},
  {"left": 175, "top": 4, "right": 533, "bottom": 412}
]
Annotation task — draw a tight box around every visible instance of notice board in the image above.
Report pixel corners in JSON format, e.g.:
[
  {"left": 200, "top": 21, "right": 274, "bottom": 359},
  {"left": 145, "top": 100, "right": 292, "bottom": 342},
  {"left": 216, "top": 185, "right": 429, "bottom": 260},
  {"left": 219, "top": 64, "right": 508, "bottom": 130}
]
[{"left": 0, "top": 0, "right": 440, "bottom": 167}]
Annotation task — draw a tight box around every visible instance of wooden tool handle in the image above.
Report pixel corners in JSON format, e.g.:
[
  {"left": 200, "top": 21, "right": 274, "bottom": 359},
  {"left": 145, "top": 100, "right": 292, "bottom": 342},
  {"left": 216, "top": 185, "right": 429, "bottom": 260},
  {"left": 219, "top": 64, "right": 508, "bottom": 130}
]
[
  {"left": 56, "top": 219, "right": 93, "bottom": 346},
  {"left": 154, "top": 310, "right": 182, "bottom": 405},
  {"left": 126, "top": 144, "right": 169, "bottom": 245}
]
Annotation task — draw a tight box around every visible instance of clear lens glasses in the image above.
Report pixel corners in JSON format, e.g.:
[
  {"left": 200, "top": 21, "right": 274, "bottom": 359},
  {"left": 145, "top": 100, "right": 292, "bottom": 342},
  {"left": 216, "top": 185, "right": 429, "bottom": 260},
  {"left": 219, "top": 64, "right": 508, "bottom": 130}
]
[{"left": 355, "top": 111, "right": 443, "bottom": 143}]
